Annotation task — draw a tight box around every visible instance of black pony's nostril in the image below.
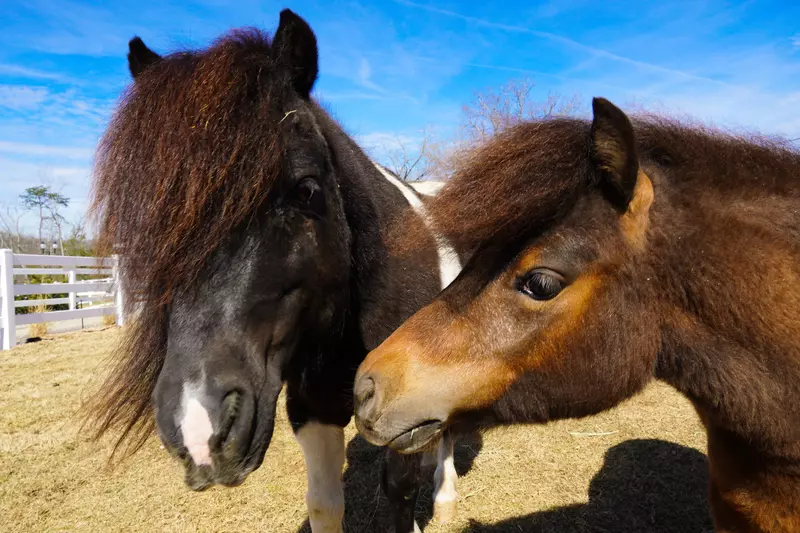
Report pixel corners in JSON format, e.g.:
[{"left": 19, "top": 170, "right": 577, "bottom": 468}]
[{"left": 210, "top": 390, "right": 241, "bottom": 453}]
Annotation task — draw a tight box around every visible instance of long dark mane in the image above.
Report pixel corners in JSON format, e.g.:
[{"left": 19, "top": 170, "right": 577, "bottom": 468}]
[
  {"left": 422, "top": 117, "right": 800, "bottom": 253},
  {"left": 86, "top": 29, "right": 289, "bottom": 457}
]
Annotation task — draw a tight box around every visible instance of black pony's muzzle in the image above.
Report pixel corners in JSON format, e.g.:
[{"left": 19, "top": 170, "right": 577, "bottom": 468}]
[
  {"left": 154, "top": 372, "right": 281, "bottom": 491},
  {"left": 178, "top": 390, "right": 257, "bottom": 490}
]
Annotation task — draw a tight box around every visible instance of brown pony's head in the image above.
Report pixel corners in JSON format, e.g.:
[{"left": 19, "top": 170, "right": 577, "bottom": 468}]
[
  {"left": 354, "top": 98, "right": 661, "bottom": 453},
  {"left": 88, "top": 11, "right": 353, "bottom": 488}
]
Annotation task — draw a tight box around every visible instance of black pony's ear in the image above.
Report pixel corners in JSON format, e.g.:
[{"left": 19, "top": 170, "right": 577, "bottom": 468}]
[
  {"left": 590, "top": 97, "right": 639, "bottom": 211},
  {"left": 127, "top": 37, "right": 162, "bottom": 79},
  {"left": 271, "top": 9, "right": 318, "bottom": 98}
]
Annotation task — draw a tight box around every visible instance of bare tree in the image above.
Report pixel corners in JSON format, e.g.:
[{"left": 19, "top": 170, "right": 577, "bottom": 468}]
[
  {"left": 376, "top": 78, "right": 580, "bottom": 182},
  {"left": 416, "top": 136, "right": 459, "bottom": 182},
  {"left": 20, "top": 186, "right": 50, "bottom": 248},
  {"left": 64, "top": 215, "right": 91, "bottom": 256},
  {"left": 461, "top": 78, "right": 581, "bottom": 142},
  {"left": 19, "top": 185, "right": 69, "bottom": 254},
  {"left": 425, "top": 77, "right": 581, "bottom": 179},
  {"left": 0, "top": 205, "right": 27, "bottom": 251},
  {"left": 45, "top": 191, "right": 69, "bottom": 255},
  {"left": 385, "top": 134, "right": 429, "bottom": 181}
]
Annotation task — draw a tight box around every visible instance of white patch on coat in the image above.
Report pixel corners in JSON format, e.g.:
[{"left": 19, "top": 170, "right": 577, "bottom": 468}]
[
  {"left": 375, "top": 164, "right": 464, "bottom": 527},
  {"left": 433, "top": 432, "right": 458, "bottom": 515},
  {"left": 295, "top": 422, "right": 346, "bottom": 533},
  {"left": 179, "top": 384, "right": 214, "bottom": 466},
  {"left": 374, "top": 164, "right": 462, "bottom": 290}
]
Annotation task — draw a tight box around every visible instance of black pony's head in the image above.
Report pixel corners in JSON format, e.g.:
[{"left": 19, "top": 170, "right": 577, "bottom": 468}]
[{"left": 89, "top": 10, "right": 351, "bottom": 489}]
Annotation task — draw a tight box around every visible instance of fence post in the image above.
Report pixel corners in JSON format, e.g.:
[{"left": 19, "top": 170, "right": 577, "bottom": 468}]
[
  {"left": 1, "top": 249, "right": 16, "bottom": 350},
  {"left": 68, "top": 269, "right": 77, "bottom": 310},
  {"left": 112, "top": 254, "right": 125, "bottom": 327}
]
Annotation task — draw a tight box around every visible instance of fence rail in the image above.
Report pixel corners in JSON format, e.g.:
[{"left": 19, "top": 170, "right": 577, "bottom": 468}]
[{"left": 0, "top": 249, "right": 124, "bottom": 350}]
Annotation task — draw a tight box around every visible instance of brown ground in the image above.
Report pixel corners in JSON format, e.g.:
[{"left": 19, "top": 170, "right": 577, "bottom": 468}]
[{"left": 1, "top": 328, "right": 714, "bottom": 533}]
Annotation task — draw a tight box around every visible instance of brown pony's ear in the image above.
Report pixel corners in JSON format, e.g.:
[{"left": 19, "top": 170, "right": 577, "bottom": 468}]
[
  {"left": 590, "top": 97, "right": 639, "bottom": 211},
  {"left": 272, "top": 9, "right": 319, "bottom": 99},
  {"left": 127, "top": 37, "right": 162, "bottom": 79}
]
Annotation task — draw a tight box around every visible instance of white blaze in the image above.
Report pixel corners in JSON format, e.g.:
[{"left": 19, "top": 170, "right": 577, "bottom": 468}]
[{"left": 180, "top": 385, "right": 214, "bottom": 466}]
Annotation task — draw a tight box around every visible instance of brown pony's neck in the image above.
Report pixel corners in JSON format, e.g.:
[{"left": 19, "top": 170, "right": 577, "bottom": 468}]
[
  {"left": 643, "top": 141, "right": 800, "bottom": 528},
  {"left": 646, "top": 158, "right": 800, "bottom": 451}
]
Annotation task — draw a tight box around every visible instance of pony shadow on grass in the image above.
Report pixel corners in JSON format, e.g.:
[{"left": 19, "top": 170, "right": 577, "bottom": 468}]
[
  {"left": 297, "top": 431, "right": 484, "bottom": 532},
  {"left": 463, "top": 439, "right": 713, "bottom": 533}
]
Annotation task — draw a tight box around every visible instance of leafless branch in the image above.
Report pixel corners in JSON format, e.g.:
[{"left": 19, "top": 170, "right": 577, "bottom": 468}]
[{"left": 424, "top": 77, "right": 583, "bottom": 180}]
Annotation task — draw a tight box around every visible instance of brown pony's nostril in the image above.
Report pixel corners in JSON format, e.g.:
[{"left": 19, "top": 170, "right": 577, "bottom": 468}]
[
  {"left": 354, "top": 375, "right": 380, "bottom": 427},
  {"left": 356, "top": 375, "right": 375, "bottom": 404}
]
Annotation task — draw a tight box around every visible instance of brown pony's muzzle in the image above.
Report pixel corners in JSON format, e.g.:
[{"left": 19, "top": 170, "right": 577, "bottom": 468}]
[
  {"left": 354, "top": 301, "right": 517, "bottom": 453},
  {"left": 354, "top": 332, "right": 439, "bottom": 453}
]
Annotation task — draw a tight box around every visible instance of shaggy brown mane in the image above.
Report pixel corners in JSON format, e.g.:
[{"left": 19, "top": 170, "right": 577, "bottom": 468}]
[
  {"left": 420, "top": 116, "right": 800, "bottom": 254},
  {"left": 86, "top": 29, "right": 289, "bottom": 457}
]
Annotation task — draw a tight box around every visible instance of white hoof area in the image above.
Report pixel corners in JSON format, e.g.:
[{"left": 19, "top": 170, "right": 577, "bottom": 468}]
[{"left": 433, "top": 499, "right": 457, "bottom": 524}]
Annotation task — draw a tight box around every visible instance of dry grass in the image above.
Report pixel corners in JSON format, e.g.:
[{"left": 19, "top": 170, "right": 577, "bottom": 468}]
[
  {"left": 1, "top": 329, "right": 713, "bottom": 533},
  {"left": 27, "top": 300, "right": 49, "bottom": 337},
  {"left": 102, "top": 312, "right": 116, "bottom": 327}
]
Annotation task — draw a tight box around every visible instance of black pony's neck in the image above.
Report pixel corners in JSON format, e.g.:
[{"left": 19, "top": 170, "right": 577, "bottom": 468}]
[
  {"left": 308, "top": 103, "right": 440, "bottom": 330},
  {"left": 283, "top": 102, "right": 444, "bottom": 429},
  {"left": 309, "top": 102, "right": 411, "bottom": 275}
]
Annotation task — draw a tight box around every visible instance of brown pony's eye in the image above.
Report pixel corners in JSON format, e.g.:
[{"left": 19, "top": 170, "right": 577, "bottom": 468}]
[
  {"left": 294, "top": 177, "right": 325, "bottom": 216},
  {"left": 518, "top": 270, "right": 564, "bottom": 301}
]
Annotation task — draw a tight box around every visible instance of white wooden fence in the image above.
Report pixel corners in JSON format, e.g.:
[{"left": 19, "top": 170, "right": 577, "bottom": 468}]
[{"left": 0, "top": 249, "right": 124, "bottom": 350}]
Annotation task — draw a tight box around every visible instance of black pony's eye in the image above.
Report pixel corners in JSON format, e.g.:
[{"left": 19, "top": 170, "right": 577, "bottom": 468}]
[
  {"left": 294, "top": 177, "right": 325, "bottom": 217},
  {"left": 517, "top": 270, "right": 565, "bottom": 301}
]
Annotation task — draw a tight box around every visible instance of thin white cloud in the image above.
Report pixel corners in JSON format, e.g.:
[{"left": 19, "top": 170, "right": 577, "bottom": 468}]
[
  {"left": 0, "top": 64, "right": 66, "bottom": 81},
  {"left": 393, "top": 0, "right": 732, "bottom": 87},
  {"left": 355, "top": 131, "right": 427, "bottom": 169},
  {"left": 358, "top": 58, "right": 372, "bottom": 84},
  {"left": 0, "top": 86, "right": 49, "bottom": 111},
  {"left": 357, "top": 132, "right": 420, "bottom": 150},
  {"left": 0, "top": 141, "right": 93, "bottom": 160},
  {"left": 342, "top": 57, "right": 419, "bottom": 103},
  {"left": 315, "top": 91, "right": 388, "bottom": 102},
  {"left": 0, "top": 85, "right": 113, "bottom": 144}
]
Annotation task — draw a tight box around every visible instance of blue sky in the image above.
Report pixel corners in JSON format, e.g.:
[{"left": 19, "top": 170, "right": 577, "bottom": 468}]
[{"left": 1, "top": 0, "right": 799, "bottom": 232}]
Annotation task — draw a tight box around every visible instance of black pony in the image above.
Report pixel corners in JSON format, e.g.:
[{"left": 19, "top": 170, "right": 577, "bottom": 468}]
[{"left": 87, "top": 10, "right": 462, "bottom": 533}]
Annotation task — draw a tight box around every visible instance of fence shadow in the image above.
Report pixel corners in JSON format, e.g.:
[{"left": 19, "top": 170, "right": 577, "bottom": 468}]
[
  {"left": 296, "top": 431, "right": 484, "bottom": 532},
  {"left": 462, "top": 438, "right": 713, "bottom": 533}
]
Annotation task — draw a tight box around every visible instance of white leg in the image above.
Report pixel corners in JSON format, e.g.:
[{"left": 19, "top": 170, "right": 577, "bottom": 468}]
[
  {"left": 295, "top": 422, "right": 345, "bottom": 533},
  {"left": 433, "top": 432, "right": 458, "bottom": 523}
]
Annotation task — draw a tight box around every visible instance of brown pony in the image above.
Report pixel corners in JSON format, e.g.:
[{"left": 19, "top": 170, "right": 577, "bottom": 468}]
[{"left": 353, "top": 98, "right": 800, "bottom": 532}]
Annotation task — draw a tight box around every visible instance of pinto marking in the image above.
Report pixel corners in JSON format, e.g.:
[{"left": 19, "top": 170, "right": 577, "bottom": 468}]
[
  {"left": 374, "top": 164, "right": 461, "bottom": 289},
  {"left": 179, "top": 384, "right": 214, "bottom": 466},
  {"left": 433, "top": 432, "right": 458, "bottom": 522},
  {"left": 376, "top": 163, "right": 464, "bottom": 525},
  {"left": 295, "top": 423, "right": 346, "bottom": 533}
]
